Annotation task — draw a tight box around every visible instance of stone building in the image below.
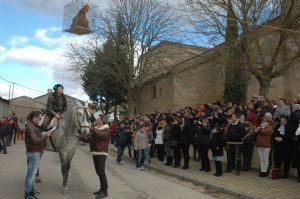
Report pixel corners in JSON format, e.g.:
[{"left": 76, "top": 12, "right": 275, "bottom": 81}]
[
  {"left": 136, "top": 42, "right": 224, "bottom": 113},
  {"left": 0, "top": 97, "right": 10, "bottom": 118},
  {"left": 135, "top": 38, "right": 300, "bottom": 113}
]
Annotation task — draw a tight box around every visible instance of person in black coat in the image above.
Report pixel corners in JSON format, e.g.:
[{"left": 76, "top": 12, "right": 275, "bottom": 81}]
[
  {"left": 180, "top": 117, "right": 192, "bottom": 169},
  {"left": 0, "top": 118, "right": 13, "bottom": 154},
  {"left": 211, "top": 124, "right": 225, "bottom": 177},
  {"left": 273, "top": 115, "right": 294, "bottom": 178},
  {"left": 163, "top": 116, "right": 174, "bottom": 166},
  {"left": 170, "top": 117, "right": 182, "bottom": 168},
  {"left": 115, "top": 122, "right": 127, "bottom": 163},
  {"left": 292, "top": 131, "right": 300, "bottom": 182},
  {"left": 291, "top": 102, "right": 300, "bottom": 182},
  {"left": 225, "top": 113, "right": 246, "bottom": 175},
  {"left": 191, "top": 117, "right": 200, "bottom": 161},
  {"left": 196, "top": 117, "right": 212, "bottom": 172}
]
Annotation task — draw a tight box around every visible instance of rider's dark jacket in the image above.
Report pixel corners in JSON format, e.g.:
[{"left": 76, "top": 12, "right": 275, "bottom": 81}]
[{"left": 46, "top": 92, "right": 67, "bottom": 116}]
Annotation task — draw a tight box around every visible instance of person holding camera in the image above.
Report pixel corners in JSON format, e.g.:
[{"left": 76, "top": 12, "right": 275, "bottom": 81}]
[
  {"left": 180, "top": 116, "right": 192, "bottom": 169},
  {"left": 170, "top": 117, "right": 182, "bottom": 168},
  {"left": 195, "top": 118, "right": 212, "bottom": 172}
]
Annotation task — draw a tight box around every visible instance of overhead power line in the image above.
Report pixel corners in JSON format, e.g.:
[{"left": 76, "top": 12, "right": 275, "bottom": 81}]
[{"left": 0, "top": 75, "right": 46, "bottom": 94}]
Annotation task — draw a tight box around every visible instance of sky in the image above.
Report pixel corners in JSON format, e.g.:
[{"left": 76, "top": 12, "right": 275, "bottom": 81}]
[
  {"left": 0, "top": 0, "right": 111, "bottom": 101},
  {"left": 0, "top": 0, "right": 186, "bottom": 101}
]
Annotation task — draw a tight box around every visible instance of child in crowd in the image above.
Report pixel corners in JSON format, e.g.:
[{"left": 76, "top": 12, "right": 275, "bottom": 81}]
[
  {"left": 134, "top": 123, "right": 148, "bottom": 170},
  {"left": 211, "top": 124, "right": 225, "bottom": 177}
]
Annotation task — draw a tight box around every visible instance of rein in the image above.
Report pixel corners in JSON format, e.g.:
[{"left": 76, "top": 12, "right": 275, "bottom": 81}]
[
  {"left": 76, "top": 106, "right": 90, "bottom": 134},
  {"left": 50, "top": 134, "right": 57, "bottom": 152}
]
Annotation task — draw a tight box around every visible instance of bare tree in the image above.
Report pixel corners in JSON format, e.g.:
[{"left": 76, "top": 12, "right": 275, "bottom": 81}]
[
  {"left": 68, "top": 0, "right": 179, "bottom": 115},
  {"left": 184, "top": 0, "right": 300, "bottom": 97}
]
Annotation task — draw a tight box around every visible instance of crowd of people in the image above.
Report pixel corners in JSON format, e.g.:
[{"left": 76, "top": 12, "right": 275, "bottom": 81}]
[
  {"left": 110, "top": 94, "right": 300, "bottom": 182},
  {"left": 1, "top": 90, "right": 300, "bottom": 199},
  {"left": 0, "top": 112, "right": 25, "bottom": 154}
]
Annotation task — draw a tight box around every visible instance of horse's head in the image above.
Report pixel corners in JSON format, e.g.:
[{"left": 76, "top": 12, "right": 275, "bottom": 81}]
[{"left": 75, "top": 101, "right": 91, "bottom": 136}]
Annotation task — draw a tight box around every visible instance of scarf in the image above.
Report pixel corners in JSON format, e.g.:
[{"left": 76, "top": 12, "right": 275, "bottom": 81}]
[{"left": 260, "top": 121, "right": 269, "bottom": 128}]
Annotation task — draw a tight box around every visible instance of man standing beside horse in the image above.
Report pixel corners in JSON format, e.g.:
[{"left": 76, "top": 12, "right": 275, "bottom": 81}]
[{"left": 24, "top": 111, "right": 53, "bottom": 199}]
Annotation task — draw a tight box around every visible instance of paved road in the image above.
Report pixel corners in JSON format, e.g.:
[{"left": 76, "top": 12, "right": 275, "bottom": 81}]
[{"left": 0, "top": 141, "right": 220, "bottom": 199}]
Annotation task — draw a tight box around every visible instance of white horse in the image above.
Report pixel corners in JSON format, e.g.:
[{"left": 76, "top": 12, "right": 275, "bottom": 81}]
[{"left": 44, "top": 101, "right": 90, "bottom": 194}]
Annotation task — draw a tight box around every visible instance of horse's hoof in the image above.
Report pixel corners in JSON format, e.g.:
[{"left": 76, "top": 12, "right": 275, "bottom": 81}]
[{"left": 62, "top": 186, "right": 69, "bottom": 195}]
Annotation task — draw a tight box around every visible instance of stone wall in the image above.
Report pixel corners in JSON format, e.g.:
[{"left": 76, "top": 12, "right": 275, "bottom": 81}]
[
  {"left": 9, "top": 97, "right": 45, "bottom": 123},
  {"left": 136, "top": 48, "right": 226, "bottom": 113},
  {"left": 137, "top": 74, "right": 175, "bottom": 113},
  {"left": 173, "top": 57, "right": 224, "bottom": 108},
  {"left": 0, "top": 100, "right": 10, "bottom": 118}
]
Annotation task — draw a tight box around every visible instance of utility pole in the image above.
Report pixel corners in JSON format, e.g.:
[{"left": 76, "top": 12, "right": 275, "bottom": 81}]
[
  {"left": 9, "top": 85, "right": 11, "bottom": 99},
  {"left": 12, "top": 82, "right": 15, "bottom": 99}
]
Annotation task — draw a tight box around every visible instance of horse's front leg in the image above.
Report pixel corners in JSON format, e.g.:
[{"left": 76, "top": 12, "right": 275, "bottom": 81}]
[{"left": 59, "top": 153, "right": 71, "bottom": 194}]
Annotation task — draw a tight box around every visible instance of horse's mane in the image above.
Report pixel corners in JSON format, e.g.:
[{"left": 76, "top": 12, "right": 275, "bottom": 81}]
[{"left": 60, "top": 102, "right": 81, "bottom": 136}]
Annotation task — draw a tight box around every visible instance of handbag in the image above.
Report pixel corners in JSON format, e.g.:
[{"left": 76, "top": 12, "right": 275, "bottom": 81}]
[
  {"left": 271, "top": 168, "right": 281, "bottom": 180},
  {"left": 170, "top": 140, "right": 178, "bottom": 146}
]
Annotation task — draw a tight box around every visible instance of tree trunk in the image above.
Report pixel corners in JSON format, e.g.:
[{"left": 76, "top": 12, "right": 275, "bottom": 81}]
[
  {"left": 224, "top": 65, "right": 248, "bottom": 103},
  {"left": 223, "top": 2, "right": 248, "bottom": 103},
  {"left": 127, "top": 89, "right": 136, "bottom": 116},
  {"left": 259, "top": 79, "right": 271, "bottom": 97},
  {"left": 113, "top": 105, "right": 117, "bottom": 122}
]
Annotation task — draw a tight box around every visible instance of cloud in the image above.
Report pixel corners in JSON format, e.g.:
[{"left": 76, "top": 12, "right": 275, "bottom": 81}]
[
  {"left": 0, "top": 45, "right": 7, "bottom": 62},
  {"left": 34, "top": 29, "right": 61, "bottom": 46},
  {"left": 3, "top": 46, "right": 63, "bottom": 67},
  {"left": 9, "top": 36, "right": 29, "bottom": 47},
  {"left": 34, "top": 27, "right": 90, "bottom": 47},
  {"left": 0, "top": 83, "right": 10, "bottom": 99}
]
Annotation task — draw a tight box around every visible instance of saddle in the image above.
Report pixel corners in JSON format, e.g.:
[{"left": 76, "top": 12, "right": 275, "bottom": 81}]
[
  {"left": 39, "top": 114, "right": 61, "bottom": 131},
  {"left": 39, "top": 114, "right": 60, "bottom": 152}
]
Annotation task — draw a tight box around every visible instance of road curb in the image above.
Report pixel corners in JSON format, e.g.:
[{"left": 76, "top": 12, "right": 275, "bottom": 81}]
[
  {"left": 109, "top": 148, "right": 262, "bottom": 199},
  {"left": 146, "top": 164, "right": 262, "bottom": 199}
]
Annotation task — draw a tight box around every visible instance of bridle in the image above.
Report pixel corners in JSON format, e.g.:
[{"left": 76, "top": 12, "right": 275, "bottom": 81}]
[{"left": 76, "top": 106, "right": 91, "bottom": 135}]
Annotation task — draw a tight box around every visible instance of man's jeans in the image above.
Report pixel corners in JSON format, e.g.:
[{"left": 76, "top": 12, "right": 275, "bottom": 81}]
[
  {"left": 145, "top": 146, "right": 151, "bottom": 164},
  {"left": 227, "top": 144, "right": 242, "bottom": 171},
  {"left": 136, "top": 149, "right": 147, "bottom": 168},
  {"left": 24, "top": 152, "right": 41, "bottom": 196},
  {"left": 0, "top": 136, "right": 7, "bottom": 153},
  {"left": 117, "top": 145, "right": 125, "bottom": 162}
]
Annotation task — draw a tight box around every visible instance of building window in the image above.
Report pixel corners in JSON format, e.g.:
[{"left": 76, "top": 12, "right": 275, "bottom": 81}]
[
  {"left": 159, "top": 87, "right": 163, "bottom": 96},
  {"left": 153, "top": 85, "right": 157, "bottom": 98}
]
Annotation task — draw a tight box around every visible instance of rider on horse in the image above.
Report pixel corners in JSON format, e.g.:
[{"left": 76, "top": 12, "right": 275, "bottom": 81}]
[{"left": 40, "top": 84, "right": 68, "bottom": 131}]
